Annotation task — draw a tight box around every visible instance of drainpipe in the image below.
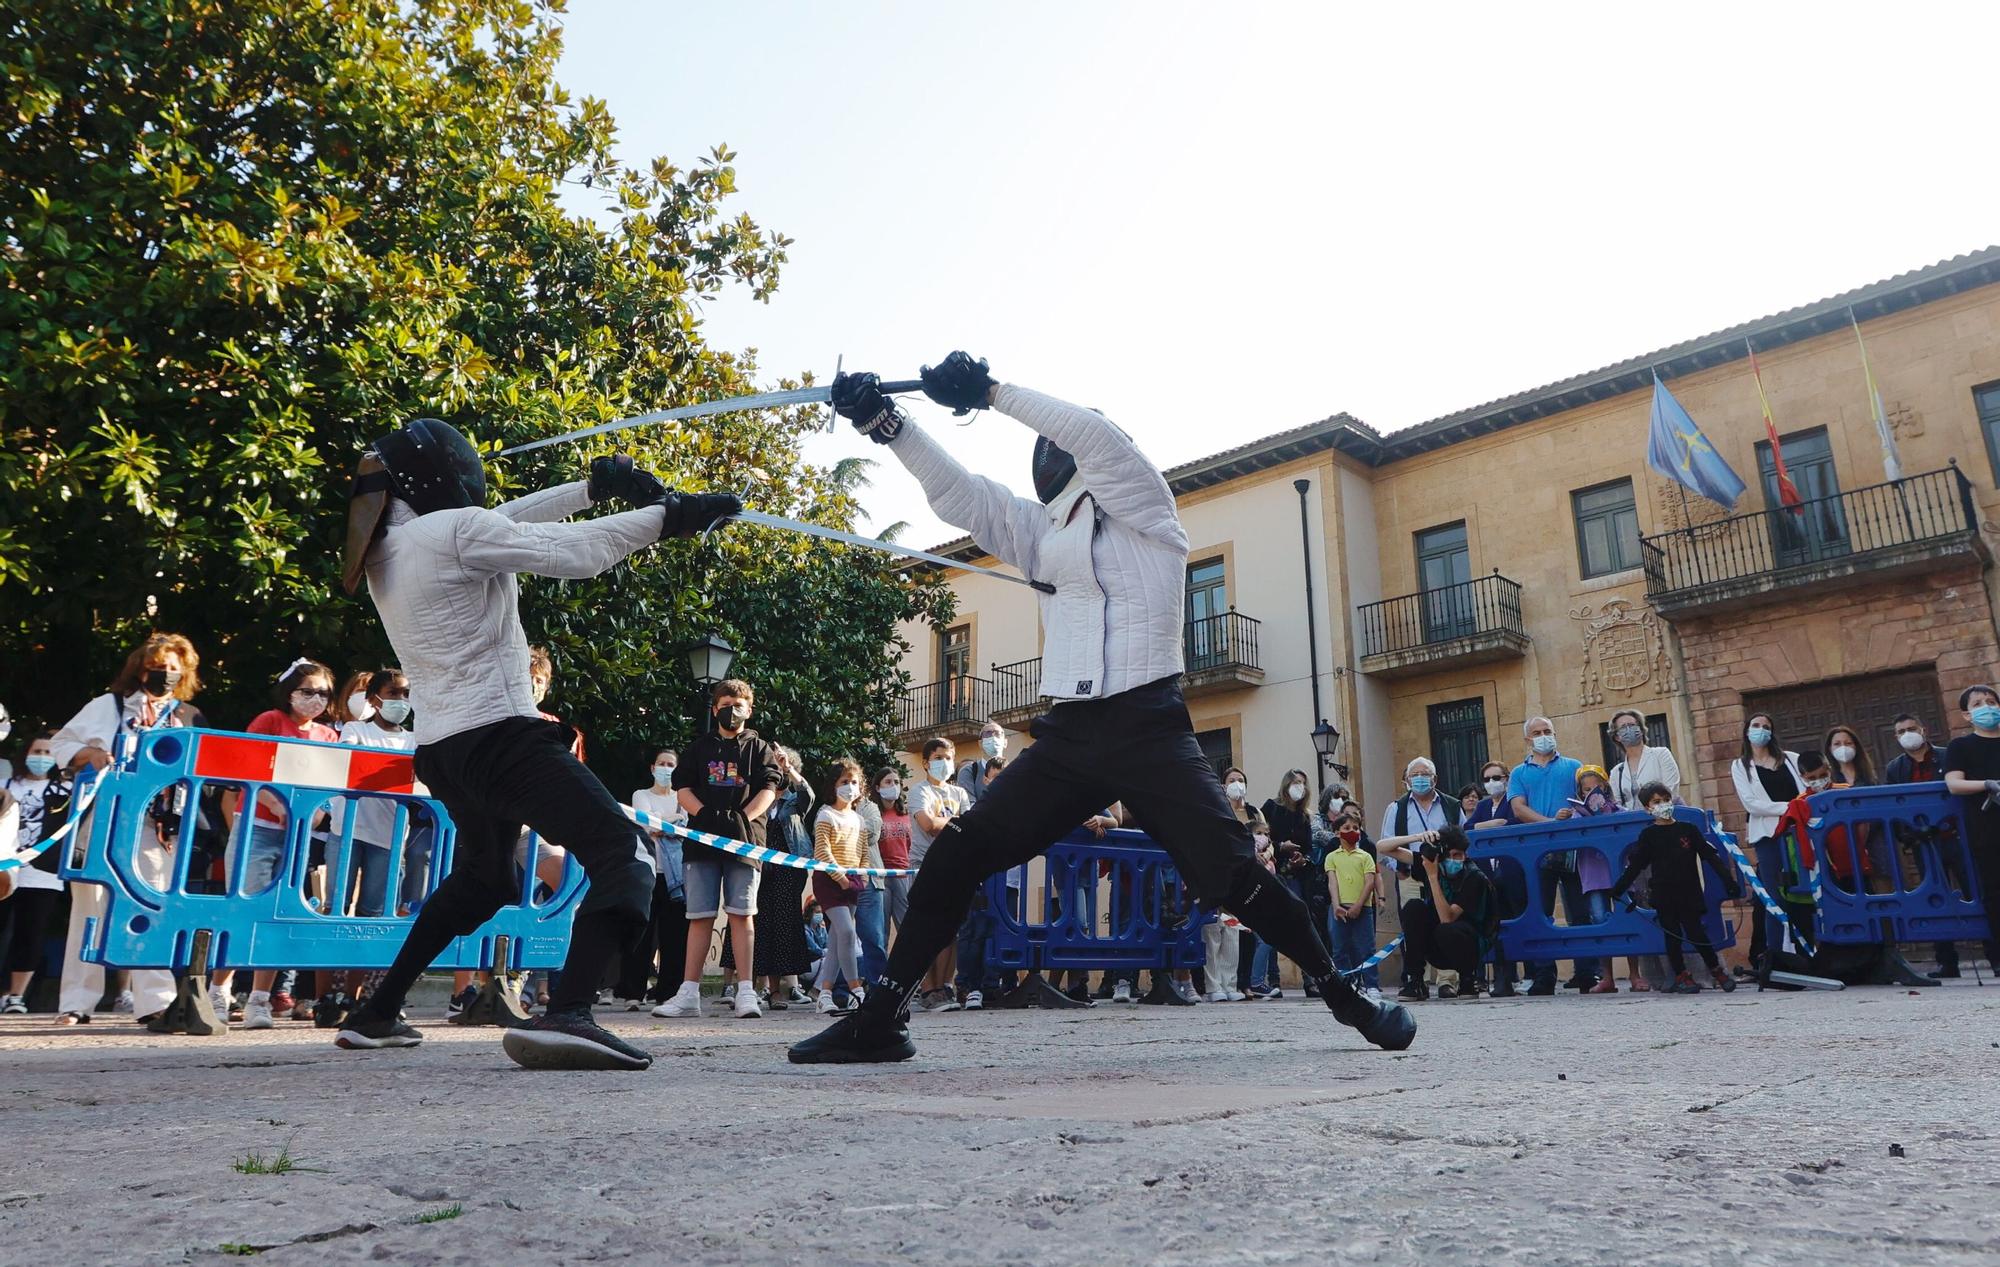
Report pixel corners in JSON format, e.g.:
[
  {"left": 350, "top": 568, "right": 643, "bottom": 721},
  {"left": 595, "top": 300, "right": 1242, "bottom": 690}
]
[{"left": 1294, "top": 478, "right": 1327, "bottom": 794}]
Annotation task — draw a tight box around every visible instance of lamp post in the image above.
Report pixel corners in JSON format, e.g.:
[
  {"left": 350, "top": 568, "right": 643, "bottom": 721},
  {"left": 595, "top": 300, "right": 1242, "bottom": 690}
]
[
  {"left": 686, "top": 631, "right": 737, "bottom": 734},
  {"left": 1311, "top": 717, "right": 1349, "bottom": 784}
]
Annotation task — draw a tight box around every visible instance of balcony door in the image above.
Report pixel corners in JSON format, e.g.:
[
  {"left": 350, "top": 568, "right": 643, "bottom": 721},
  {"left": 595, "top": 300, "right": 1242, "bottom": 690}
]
[
  {"left": 1757, "top": 427, "right": 1849, "bottom": 568},
  {"left": 1415, "top": 522, "right": 1473, "bottom": 644},
  {"left": 1186, "top": 558, "right": 1227, "bottom": 670},
  {"left": 939, "top": 623, "right": 972, "bottom": 726}
]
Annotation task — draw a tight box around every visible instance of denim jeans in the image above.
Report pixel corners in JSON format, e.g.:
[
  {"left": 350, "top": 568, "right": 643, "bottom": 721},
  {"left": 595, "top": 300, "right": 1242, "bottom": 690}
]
[
  {"left": 398, "top": 823, "right": 435, "bottom": 911},
  {"left": 231, "top": 821, "right": 287, "bottom": 896},
  {"left": 1327, "top": 907, "right": 1378, "bottom": 989},
  {"left": 855, "top": 884, "right": 888, "bottom": 984},
  {"left": 954, "top": 889, "right": 1001, "bottom": 993},
  {"left": 1250, "top": 934, "right": 1278, "bottom": 988},
  {"left": 1530, "top": 861, "right": 1600, "bottom": 987},
  {"left": 342, "top": 844, "right": 392, "bottom": 918}
]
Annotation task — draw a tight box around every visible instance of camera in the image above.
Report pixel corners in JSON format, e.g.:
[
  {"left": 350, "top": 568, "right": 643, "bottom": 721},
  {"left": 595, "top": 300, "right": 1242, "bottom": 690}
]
[{"left": 1415, "top": 837, "right": 1439, "bottom": 862}]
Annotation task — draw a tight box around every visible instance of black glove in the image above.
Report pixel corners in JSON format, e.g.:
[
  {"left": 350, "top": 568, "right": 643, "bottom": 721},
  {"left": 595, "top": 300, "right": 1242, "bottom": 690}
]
[
  {"left": 831, "top": 370, "right": 904, "bottom": 445},
  {"left": 1726, "top": 883, "right": 1744, "bottom": 901},
  {"left": 659, "top": 491, "right": 742, "bottom": 539},
  {"left": 920, "top": 350, "right": 995, "bottom": 415},
  {"left": 588, "top": 453, "right": 668, "bottom": 507}
]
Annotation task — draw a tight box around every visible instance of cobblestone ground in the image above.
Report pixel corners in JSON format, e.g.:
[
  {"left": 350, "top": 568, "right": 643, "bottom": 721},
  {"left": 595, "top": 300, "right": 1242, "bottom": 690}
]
[{"left": 1, "top": 980, "right": 1995, "bottom": 1266}]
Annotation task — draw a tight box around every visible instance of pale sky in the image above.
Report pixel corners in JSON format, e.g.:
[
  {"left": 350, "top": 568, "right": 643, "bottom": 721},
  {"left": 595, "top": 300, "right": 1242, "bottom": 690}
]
[{"left": 557, "top": 2, "right": 2000, "bottom": 548}]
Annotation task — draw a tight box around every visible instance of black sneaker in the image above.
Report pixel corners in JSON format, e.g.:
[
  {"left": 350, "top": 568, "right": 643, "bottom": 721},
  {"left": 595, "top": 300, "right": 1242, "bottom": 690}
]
[
  {"left": 787, "top": 1010, "right": 917, "bottom": 1065},
  {"left": 1525, "top": 980, "right": 1556, "bottom": 996},
  {"left": 1396, "top": 982, "right": 1429, "bottom": 1002},
  {"left": 446, "top": 985, "right": 478, "bottom": 1017},
  {"left": 334, "top": 1012, "right": 422, "bottom": 1050},
  {"left": 1491, "top": 980, "right": 1519, "bottom": 998},
  {"left": 313, "top": 991, "right": 352, "bottom": 1030},
  {"left": 500, "top": 1007, "right": 653, "bottom": 1071}
]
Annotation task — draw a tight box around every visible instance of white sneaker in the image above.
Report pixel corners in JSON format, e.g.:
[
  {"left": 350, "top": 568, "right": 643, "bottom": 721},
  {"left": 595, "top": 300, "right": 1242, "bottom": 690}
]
[
  {"left": 1111, "top": 980, "right": 1132, "bottom": 1004},
  {"left": 963, "top": 990, "right": 983, "bottom": 1011},
  {"left": 243, "top": 994, "right": 274, "bottom": 1030},
  {"left": 209, "top": 987, "right": 234, "bottom": 1022},
  {"left": 651, "top": 982, "right": 703, "bottom": 1018},
  {"left": 815, "top": 990, "right": 839, "bottom": 1015},
  {"left": 1225, "top": 989, "right": 1246, "bottom": 1002},
  {"left": 1267, "top": 988, "right": 1286, "bottom": 1000},
  {"left": 112, "top": 989, "right": 135, "bottom": 1014},
  {"left": 732, "top": 982, "right": 762, "bottom": 1019},
  {"left": 0, "top": 995, "right": 24, "bottom": 1015},
  {"left": 1206, "top": 990, "right": 1228, "bottom": 1003}
]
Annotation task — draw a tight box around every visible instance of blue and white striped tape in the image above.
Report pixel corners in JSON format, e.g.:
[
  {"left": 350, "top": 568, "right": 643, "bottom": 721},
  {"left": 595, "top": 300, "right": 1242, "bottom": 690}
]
[
  {"left": 626, "top": 806, "right": 917, "bottom": 877},
  {"left": 0, "top": 775, "right": 99, "bottom": 875},
  {"left": 1339, "top": 933, "right": 1404, "bottom": 976},
  {"left": 1710, "top": 825, "right": 1814, "bottom": 956}
]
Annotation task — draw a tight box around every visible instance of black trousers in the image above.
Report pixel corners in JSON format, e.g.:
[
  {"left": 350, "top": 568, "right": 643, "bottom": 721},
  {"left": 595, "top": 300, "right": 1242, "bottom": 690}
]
[
  {"left": 1656, "top": 906, "right": 1720, "bottom": 976},
  {"left": 1402, "top": 901, "right": 1480, "bottom": 980},
  {"left": 615, "top": 877, "right": 687, "bottom": 1002},
  {"left": 876, "top": 677, "right": 1345, "bottom": 1008},
  {"left": 0, "top": 886, "right": 60, "bottom": 976},
  {"left": 366, "top": 717, "right": 655, "bottom": 1016}
]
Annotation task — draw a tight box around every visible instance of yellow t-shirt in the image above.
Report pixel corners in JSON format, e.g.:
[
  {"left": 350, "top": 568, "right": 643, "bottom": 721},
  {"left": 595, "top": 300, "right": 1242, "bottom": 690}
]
[{"left": 1323, "top": 845, "right": 1377, "bottom": 905}]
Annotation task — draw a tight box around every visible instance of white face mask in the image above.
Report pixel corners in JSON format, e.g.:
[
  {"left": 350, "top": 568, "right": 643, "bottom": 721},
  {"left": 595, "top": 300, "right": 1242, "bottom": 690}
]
[
  {"left": 376, "top": 698, "right": 412, "bottom": 726},
  {"left": 1830, "top": 745, "right": 1856, "bottom": 764},
  {"left": 1897, "top": 730, "right": 1927, "bottom": 752},
  {"left": 1288, "top": 781, "right": 1308, "bottom": 801},
  {"left": 1225, "top": 780, "right": 1247, "bottom": 801},
  {"left": 1531, "top": 734, "right": 1557, "bottom": 755},
  {"left": 837, "top": 781, "right": 862, "bottom": 804},
  {"left": 928, "top": 758, "right": 953, "bottom": 782},
  {"left": 1324, "top": 797, "right": 1345, "bottom": 816},
  {"left": 1484, "top": 778, "right": 1506, "bottom": 795},
  {"left": 1805, "top": 776, "right": 1831, "bottom": 792},
  {"left": 879, "top": 782, "right": 901, "bottom": 800},
  {"left": 347, "top": 692, "right": 375, "bottom": 722},
  {"left": 1650, "top": 802, "right": 1676, "bottom": 822},
  {"left": 652, "top": 764, "right": 675, "bottom": 786},
  {"left": 980, "top": 735, "right": 1005, "bottom": 759}
]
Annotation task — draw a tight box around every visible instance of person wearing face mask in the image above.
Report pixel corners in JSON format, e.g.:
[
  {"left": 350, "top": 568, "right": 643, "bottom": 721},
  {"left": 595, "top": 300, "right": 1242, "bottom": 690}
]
[
  {"left": 1322, "top": 807, "right": 1381, "bottom": 995},
  {"left": 1506, "top": 718, "right": 1597, "bottom": 995},
  {"left": 655, "top": 680, "right": 781, "bottom": 1022},
  {"left": 1729, "top": 712, "right": 1804, "bottom": 976},
  {"left": 1376, "top": 757, "right": 1461, "bottom": 1001},
  {"left": 956, "top": 721, "right": 1010, "bottom": 803},
  {"left": 1256, "top": 769, "right": 1318, "bottom": 994},
  {"left": 333, "top": 670, "right": 378, "bottom": 728},
  {"left": 740, "top": 744, "right": 818, "bottom": 1009},
  {"left": 1398, "top": 827, "right": 1497, "bottom": 1000},
  {"left": 214, "top": 657, "right": 341, "bottom": 1029},
  {"left": 810, "top": 759, "right": 871, "bottom": 1013},
  {"left": 1, "top": 732, "right": 71, "bottom": 1015},
  {"left": 1608, "top": 783, "right": 1741, "bottom": 992},
  {"left": 1821, "top": 724, "right": 1877, "bottom": 789},
  {"left": 1883, "top": 715, "right": 1961, "bottom": 977},
  {"left": 49, "top": 633, "right": 206, "bottom": 1026},
  {"left": 1216, "top": 769, "right": 1271, "bottom": 1001},
  {"left": 1941, "top": 684, "right": 2000, "bottom": 973},
  {"left": 908, "top": 739, "right": 972, "bottom": 1010},
  {"left": 1606, "top": 710, "right": 1683, "bottom": 812},
  {"left": 802, "top": 352, "right": 1413, "bottom": 1064},
  {"left": 953, "top": 723, "right": 1020, "bottom": 1006},
  {"left": 871, "top": 769, "right": 914, "bottom": 939},
  {"left": 618, "top": 749, "right": 687, "bottom": 1009}
]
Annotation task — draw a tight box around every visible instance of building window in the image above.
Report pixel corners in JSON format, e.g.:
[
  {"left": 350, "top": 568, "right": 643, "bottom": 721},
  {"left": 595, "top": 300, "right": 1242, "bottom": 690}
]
[
  {"left": 1186, "top": 558, "right": 1228, "bottom": 669},
  {"left": 1597, "top": 713, "right": 1670, "bottom": 771},
  {"left": 1195, "top": 728, "right": 1234, "bottom": 781},
  {"left": 939, "top": 624, "right": 972, "bottom": 723},
  {"left": 1754, "top": 426, "right": 1848, "bottom": 565},
  {"left": 1415, "top": 522, "right": 1473, "bottom": 642},
  {"left": 1426, "top": 698, "right": 1488, "bottom": 799},
  {"left": 1975, "top": 381, "right": 2000, "bottom": 486},
  {"left": 1570, "top": 479, "right": 1642, "bottom": 579}
]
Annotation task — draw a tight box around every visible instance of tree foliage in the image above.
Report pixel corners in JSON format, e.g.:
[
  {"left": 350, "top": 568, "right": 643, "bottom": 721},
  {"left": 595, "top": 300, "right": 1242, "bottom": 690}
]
[{"left": 0, "top": 0, "right": 950, "bottom": 784}]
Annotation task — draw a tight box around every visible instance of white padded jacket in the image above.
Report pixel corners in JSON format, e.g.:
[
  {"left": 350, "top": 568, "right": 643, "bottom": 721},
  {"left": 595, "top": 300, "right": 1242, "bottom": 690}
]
[
  {"left": 891, "top": 384, "right": 1189, "bottom": 701},
  {"left": 365, "top": 482, "right": 663, "bottom": 744}
]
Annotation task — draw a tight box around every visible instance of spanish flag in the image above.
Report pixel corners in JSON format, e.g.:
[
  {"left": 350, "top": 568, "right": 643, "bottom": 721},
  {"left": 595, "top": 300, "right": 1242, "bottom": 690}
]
[{"left": 1746, "top": 341, "right": 1804, "bottom": 510}]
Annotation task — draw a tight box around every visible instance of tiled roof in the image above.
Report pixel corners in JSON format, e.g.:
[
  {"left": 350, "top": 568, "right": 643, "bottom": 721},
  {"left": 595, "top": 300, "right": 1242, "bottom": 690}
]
[{"left": 919, "top": 246, "right": 2000, "bottom": 562}]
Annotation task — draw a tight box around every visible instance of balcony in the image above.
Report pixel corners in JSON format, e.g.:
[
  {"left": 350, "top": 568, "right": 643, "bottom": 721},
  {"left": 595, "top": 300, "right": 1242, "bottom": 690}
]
[
  {"left": 1640, "top": 465, "right": 1988, "bottom": 618},
  {"left": 989, "top": 657, "right": 1044, "bottom": 730},
  {"left": 1357, "top": 572, "right": 1529, "bottom": 680},
  {"left": 893, "top": 675, "right": 993, "bottom": 751},
  {"left": 1182, "top": 611, "right": 1265, "bottom": 696}
]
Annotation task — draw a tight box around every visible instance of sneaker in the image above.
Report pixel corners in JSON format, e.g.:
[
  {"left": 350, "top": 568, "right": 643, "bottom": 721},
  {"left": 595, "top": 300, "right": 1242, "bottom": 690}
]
[
  {"left": 112, "top": 990, "right": 135, "bottom": 1014},
  {"left": 815, "top": 990, "right": 840, "bottom": 1015},
  {"left": 1266, "top": 987, "right": 1285, "bottom": 1000},
  {"left": 446, "top": 986, "right": 478, "bottom": 1017},
  {"left": 1175, "top": 979, "right": 1202, "bottom": 1004},
  {"left": 732, "top": 982, "right": 762, "bottom": 1019},
  {"left": 334, "top": 1011, "right": 423, "bottom": 1050},
  {"left": 787, "top": 1009, "right": 917, "bottom": 1065},
  {"left": 313, "top": 992, "right": 352, "bottom": 1029},
  {"left": 1437, "top": 981, "right": 1460, "bottom": 1000},
  {"left": 787, "top": 985, "right": 812, "bottom": 1005},
  {"left": 1672, "top": 971, "right": 1703, "bottom": 995},
  {"left": 1525, "top": 980, "right": 1556, "bottom": 996},
  {"left": 1111, "top": 980, "right": 1133, "bottom": 1004},
  {"left": 1395, "top": 982, "right": 1428, "bottom": 1002},
  {"left": 1588, "top": 977, "right": 1618, "bottom": 994},
  {"left": 0, "top": 996, "right": 23, "bottom": 1016},
  {"left": 963, "top": 990, "right": 984, "bottom": 1011},
  {"left": 1226, "top": 989, "right": 1247, "bottom": 1002},
  {"left": 208, "top": 986, "right": 233, "bottom": 1022},
  {"left": 1207, "top": 990, "right": 1229, "bottom": 1003},
  {"left": 243, "top": 994, "right": 274, "bottom": 1030},
  {"left": 269, "top": 991, "right": 295, "bottom": 1019},
  {"left": 501, "top": 1007, "right": 652, "bottom": 1071},
  {"left": 651, "top": 982, "right": 704, "bottom": 1018},
  {"left": 1248, "top": 984, "right": 1274, "bottom": 1000},
  {"left": 1710, "top": 968, "right": 1738, "bottom": 994},
  {"left": 1491, "top": 981, "right": 1519, "bottom": 998}
]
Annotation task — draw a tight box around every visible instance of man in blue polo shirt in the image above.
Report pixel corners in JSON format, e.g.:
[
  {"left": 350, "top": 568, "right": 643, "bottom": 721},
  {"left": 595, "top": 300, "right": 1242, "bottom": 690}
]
[{"left": 1506, "top": 716, "right": 1598, "bottom": 995}]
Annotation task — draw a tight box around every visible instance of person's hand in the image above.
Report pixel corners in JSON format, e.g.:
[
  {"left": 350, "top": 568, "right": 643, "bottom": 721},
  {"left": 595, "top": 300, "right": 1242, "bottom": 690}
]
[
  {"left": 1555, "top": 807, "right": 1575, "bottom": 820},
  {"left": 662, "top": 491, "right": 742, "bottom": 539},
  {"left": 1423, "top": 831, "right": 1440, "bottom": 845},
  {"left": 588, "top": 453, "right": 670, "bottom": 507},
  {"left": 919, "top": 350, "right": 995, "bottom": 415},
  {"left": 1725, "top": 881, "right": 1744, "bottom": 901},
  {"left": 831, "top": 370, "right": 905, "bottom": 444},
  {"left": 77, "top": 746, "right": 111, "bottom": 772},
  {"left": 1421, "top": 852, "right": 1440, "bottom": 878}
]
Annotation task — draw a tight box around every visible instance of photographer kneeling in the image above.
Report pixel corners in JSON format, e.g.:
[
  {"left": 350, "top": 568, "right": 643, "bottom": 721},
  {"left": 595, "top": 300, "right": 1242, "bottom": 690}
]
[{"left": 1381, "top": 826, "right": 1496, "bottom": 1000}]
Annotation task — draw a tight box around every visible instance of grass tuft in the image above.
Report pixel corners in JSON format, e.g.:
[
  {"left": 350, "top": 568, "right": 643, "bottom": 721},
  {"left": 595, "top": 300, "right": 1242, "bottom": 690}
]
[
  {"left": 218, "top": 1243, "right": 262, "bottom": 1256},
  {"left": 231, "top": 1138, "right": 323, "bottom": 1175},
  {"left": 413, "top": 1203, "right": 463, "bottom": 1224}
]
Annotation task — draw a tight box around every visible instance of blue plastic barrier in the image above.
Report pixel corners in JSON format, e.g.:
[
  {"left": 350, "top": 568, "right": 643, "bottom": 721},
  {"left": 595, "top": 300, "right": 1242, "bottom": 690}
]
[
  {"left": 62, "top": 727, "right": 583, "bottom": 975},
  {"left": 983, "top": 829, "right": 1210, "bottom": 977},
  {"left": 1458, "top": 808, "right": 1737, "bottom": 962},
  {"left": 1796, "top": 783, "right": 1988, "bottom": 945}
]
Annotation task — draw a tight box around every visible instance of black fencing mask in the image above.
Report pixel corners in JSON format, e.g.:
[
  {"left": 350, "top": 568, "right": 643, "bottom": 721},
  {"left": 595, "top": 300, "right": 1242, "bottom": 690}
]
[{"left": 1032, "top": 435, "right": 1078, "bottom": 504}]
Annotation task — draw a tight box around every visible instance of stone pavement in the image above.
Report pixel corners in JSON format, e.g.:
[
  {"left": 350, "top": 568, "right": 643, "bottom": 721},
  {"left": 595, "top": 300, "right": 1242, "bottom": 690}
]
[{"left": 1, "top": 981, "right": 1996, "bottom": 1266}]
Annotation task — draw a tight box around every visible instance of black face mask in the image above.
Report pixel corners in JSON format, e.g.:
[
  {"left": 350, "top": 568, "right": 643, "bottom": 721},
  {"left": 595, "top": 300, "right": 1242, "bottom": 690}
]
[{"left": 142, "top": 667, "right": 182, "bottom": 696}]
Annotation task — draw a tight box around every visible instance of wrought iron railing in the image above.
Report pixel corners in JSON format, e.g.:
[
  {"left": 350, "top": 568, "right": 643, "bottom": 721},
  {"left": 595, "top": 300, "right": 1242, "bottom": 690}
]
[
  {"left": 894, "top": 674, "right": 992, "bottom": 737},
  {"left": 1185, "top": 611, "right": 1261, "bottom": 673},
  {"left": 990, "top": 657, "right": 1042, "bottom": 715},
  {"left": 1640, "top": 465, "right": 1978, "bottom": 598},
  {"left": 1357, "top": 573, "right": 1525, "bottom": 660}
]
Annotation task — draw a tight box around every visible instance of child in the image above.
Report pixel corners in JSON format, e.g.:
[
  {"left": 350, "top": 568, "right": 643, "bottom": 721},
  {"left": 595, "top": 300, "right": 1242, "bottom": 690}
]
[
  {"left": 909, "top": 738, "right": 970, "bottom": 1010},
  {"left": 1608, "top": 782, "right": 1742, "bottom": 993},
  {"left": 1323, "top": 807, "right": 1379, "bottom": 989},
  {"left": 810, "top": 759, "right": 869, "bottom": 1014},
  {"left": 1568, "top": 764, "right": 1625, "bottom": 994}
]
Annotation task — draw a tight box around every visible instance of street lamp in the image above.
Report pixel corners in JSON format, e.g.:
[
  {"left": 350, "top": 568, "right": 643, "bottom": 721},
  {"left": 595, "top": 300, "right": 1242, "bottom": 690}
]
[
  {"left": 1311, "top": 718, "right": 1349, "bottom": 783},
  {"left": 686, "top": 631, "right": 737, "bottom": 733}
]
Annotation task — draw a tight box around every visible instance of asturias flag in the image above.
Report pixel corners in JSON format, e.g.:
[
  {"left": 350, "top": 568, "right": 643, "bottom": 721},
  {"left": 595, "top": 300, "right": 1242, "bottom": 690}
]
[{"left": 1646, "top": 373, "right": 1747, "bottom": 511}]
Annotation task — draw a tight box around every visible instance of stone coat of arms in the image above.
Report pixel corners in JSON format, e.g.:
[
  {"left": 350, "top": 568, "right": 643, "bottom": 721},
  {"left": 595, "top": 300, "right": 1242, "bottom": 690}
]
[{"left": 1569, "top": 598, "right": 1677, "bottom": 706}]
